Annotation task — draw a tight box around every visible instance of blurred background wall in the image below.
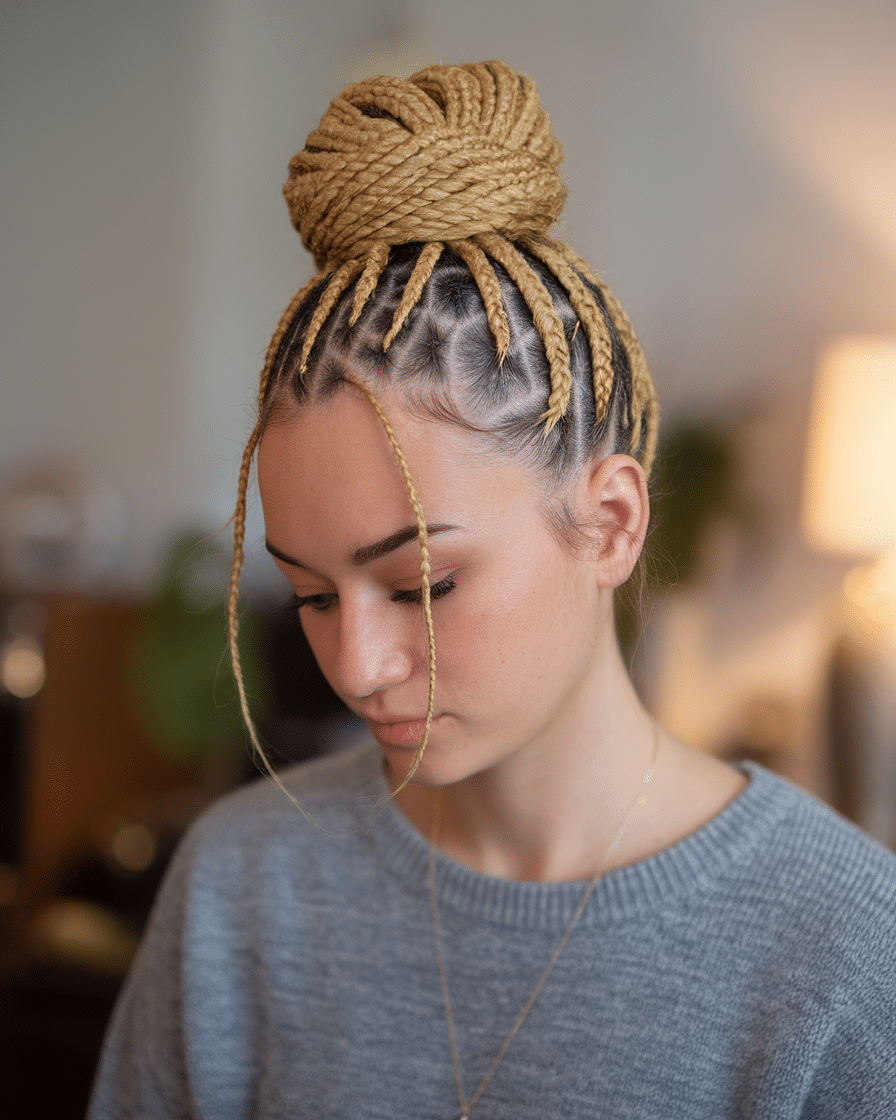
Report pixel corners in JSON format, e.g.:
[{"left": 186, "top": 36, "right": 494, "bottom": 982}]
[{"left": 2, "top": 1, "right": 896, "bottom": 1109}]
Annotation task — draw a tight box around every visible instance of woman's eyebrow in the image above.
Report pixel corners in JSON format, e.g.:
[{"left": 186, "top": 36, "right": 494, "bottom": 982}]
[
  {"left": 265, "top": 540, "right": 315, "bottom": 571},
  {"left": 264, "top": 523, "right": 461, "bottom": 571},
  {"left": 349, "top": 523, "right": 460, "bottom": 565}
]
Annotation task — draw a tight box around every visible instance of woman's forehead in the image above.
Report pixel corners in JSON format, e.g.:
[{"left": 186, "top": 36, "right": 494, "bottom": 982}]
[
  {"left": 261, "top": 390, "right": 403, "bottom": 486},
  {"left": 262, "top": 388, "right": 507, "bottom": 489},
  {"left": 257, "top": 388, "right": 549, "bottom": 551}
]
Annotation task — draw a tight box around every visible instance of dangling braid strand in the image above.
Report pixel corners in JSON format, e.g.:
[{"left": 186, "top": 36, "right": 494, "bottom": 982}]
[
  {"left": 226, "top": 275, "right": 346, "bottom": 828},
  {"left": 346, "top": 378, "right": 437, "bottom": 795}
]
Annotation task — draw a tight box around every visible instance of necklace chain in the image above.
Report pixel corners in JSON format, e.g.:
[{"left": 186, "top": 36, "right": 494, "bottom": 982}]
[{"left": 428, "top": 727, "right": 660, "bottom": 1119}]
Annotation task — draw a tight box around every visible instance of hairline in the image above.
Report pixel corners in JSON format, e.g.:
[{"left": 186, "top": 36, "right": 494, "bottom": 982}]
[{"left": 261, "top": 371, "right": 620, "bottom": 563}]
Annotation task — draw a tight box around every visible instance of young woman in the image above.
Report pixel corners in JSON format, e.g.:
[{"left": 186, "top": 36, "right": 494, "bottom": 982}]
[{"left": 90, "top": 61, "right": 896, "bottom": 1119}]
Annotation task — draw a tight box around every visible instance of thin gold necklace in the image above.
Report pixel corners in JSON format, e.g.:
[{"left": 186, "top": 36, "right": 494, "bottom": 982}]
[{"left": 428, "top": 727, "right": 660, "bottom": 1120}]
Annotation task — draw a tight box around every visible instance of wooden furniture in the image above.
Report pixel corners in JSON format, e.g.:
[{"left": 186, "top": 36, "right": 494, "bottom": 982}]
[{"left": 2, "top": 594, "right": 201, "bottom": 969}]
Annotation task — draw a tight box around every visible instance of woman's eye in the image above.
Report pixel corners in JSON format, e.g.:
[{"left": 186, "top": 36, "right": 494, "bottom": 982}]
[
  {"left": 285, "top": 575, "right": 457, "bottom": 614},
  {"left": 289, "top": 592, "right": 337, "bottom": 614},
  {"left": 391, "top": 573, "right": 457, "bottom": 606}
]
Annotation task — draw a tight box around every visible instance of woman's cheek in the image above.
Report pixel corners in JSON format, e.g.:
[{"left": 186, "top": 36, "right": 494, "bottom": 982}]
[{"left": 299, "top": 615, "right": 340, "bottom": 685}]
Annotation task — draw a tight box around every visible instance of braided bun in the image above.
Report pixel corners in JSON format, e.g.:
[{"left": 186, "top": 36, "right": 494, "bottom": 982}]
[
  {"left": 273, "top": 60, "right": 655, "bottom": 453},
  {"left": 284, "top": 61, "right": 567, "bottom": 272}
]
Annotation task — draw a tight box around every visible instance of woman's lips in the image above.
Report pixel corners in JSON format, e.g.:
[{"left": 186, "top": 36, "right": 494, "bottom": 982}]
[{"left": 367, "top": 714, "right": 442, "bottom": 748}]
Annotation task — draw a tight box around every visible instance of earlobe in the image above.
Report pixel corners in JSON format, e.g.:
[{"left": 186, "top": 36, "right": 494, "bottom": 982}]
[{"left": 584, "top": 454, "right": 650, "bottom": 588}]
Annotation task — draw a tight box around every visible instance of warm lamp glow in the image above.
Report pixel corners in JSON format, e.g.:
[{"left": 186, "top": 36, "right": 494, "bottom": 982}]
[{"left": 802, "top": 336, "right": 896, "bottom": 557}]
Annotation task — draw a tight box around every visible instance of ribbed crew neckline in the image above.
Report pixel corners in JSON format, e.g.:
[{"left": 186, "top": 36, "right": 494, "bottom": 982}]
[{"left": 345, "top": 747, "right": 799, "bottom": 932}]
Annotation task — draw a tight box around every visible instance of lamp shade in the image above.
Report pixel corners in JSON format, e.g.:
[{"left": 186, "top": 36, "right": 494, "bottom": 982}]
[{"left": 802, "top": 335, "right": 896, "bottom": 557}]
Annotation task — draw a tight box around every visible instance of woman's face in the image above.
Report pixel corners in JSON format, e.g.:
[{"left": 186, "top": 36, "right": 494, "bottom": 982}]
[{"left": 257, "top": 385, "right": 614, "bottom": 788}]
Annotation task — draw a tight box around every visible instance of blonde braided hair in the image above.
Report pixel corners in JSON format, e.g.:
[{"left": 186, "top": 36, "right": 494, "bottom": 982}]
[
  {"left": 347, "top": 378, "right": 436, "bottom": 796},
  {"left": 228, "top": 61, "right": 659, "bottom": 788}
]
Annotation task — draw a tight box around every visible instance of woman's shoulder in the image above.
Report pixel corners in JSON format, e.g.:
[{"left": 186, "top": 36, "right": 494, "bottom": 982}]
[
  {"left": 625, "top": 756, "right": 896, "bottom": 933},
  {"left": 173, "top": 737, "right": 385, "bottom": 869},
  {"left": 709, "top": 762, "right": 896, "bottom": 970},
  {"left": 738, "top": 761, "right": 896, "bottom": 894}
]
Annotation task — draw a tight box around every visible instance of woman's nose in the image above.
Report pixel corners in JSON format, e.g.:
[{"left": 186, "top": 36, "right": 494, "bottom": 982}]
[{"left": 333, "top": 600, "right": 415, "bottom": 699}]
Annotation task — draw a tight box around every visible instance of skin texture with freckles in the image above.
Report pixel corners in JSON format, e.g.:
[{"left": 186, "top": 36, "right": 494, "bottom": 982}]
[{"left": 258, "top": 384, "right": 745, "bottom": 882}]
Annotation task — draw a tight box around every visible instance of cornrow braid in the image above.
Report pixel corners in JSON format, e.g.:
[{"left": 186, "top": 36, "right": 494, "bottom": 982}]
[
  {"left": 228, "top": 61, "right": 660, "bottom": 791},
  {"left": 299, "top": 257, "right": 365, "bottom": 373},
  {"left": 448, "top": 239, "right": 510, "bottom": 362},
  {"left": 520, "top": 236, "right": 616, "bottom": 429},
  {"left": 539, "top": 234, "right": 658, "bottom": 471},
  {"left": 349, "top": 241, "right": 390, "bottom": 327},
  {"left": 383, "top": 240, "right": 443, "bottom": 350},
  {"left": 474, "top": 232, "right": 572, "bottom": 432}
]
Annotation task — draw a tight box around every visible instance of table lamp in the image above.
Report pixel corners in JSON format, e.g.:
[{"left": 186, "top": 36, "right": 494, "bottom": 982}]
[{"left": 802, "top": 335, "right": 896, "bottom": 845}]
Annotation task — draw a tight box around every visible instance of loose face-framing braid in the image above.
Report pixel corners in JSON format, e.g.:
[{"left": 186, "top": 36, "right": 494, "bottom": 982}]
[
  {"left": 228, "top": 61, "right": 659, "bottom": 788},
  {"left": 344, "top": 378, "right": 437, "bottom": 795}
]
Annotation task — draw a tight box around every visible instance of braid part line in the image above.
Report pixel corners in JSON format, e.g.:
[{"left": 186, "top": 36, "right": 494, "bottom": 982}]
[{"left": 346, "top": 378, "right": 436, "bottom": 796}]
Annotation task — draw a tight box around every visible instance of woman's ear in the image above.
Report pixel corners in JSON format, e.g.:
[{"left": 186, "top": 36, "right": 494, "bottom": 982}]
[{"left": 581, "top": 454, "right": 650, "bottom": 588}]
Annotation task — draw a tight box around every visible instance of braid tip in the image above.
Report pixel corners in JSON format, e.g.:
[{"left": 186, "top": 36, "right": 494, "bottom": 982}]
[{"left": 539, "top": 407, "right": 563, "bottom": 437}]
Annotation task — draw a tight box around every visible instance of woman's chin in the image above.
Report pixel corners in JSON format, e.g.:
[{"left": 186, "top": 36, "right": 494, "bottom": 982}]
[
  {"left": 382, "top": 745, "right": 489, "bottom": 793},
  {"left": 374, "top": 724, "right": 461, "bottom": 786},
  {"left": 379, "top": 741, "right": 439, "bottom": 786}
]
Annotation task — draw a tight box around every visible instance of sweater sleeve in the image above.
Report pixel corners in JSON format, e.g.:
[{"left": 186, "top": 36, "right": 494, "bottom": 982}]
[
  {"left": 798, "top": 855, "right": 896, "bottom": 1120},
  {"left": 800, "top": 987, "right": 896, "bottom": 1119},
  {"left": 88, "top": 839, "right": 195, "bottom": 1120}
]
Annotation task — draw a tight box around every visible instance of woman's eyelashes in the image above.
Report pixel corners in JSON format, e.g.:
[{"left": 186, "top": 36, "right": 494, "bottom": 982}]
[
  {"left": 391, "top": 573, "right": 457, "bottom": 605},
  {"left": 288, "top": 573, "right": 457, "bottom": 614},
  {"left": 288, "top": 591, "right": 337, "bottom": 613}
]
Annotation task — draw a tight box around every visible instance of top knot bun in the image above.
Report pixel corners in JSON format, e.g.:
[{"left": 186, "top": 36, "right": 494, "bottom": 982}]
[{"left": 285, "top": 60, "right": 567, "bottom": 271}]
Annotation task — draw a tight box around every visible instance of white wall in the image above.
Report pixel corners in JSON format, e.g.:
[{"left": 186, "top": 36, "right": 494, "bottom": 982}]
[
  {"left": 1, "top": 1, "right": 201, "bottom": 582},
  {"left": 1, "top": 0, "right": 391, "bottom": 585},
  {"left": 3, "top": 0, "right": 895, "bottom": 592}
]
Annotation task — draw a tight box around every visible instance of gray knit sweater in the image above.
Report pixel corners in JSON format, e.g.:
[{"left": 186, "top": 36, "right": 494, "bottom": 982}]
[{"left": 89, "top": 742, "right": 896, "bottom": 1119}]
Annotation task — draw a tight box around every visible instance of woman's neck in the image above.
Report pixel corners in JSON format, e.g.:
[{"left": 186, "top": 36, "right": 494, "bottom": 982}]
[
  {"left": 394, "top": 646, "right": 660, "bottom": 882},
  {"left": 392, "top": 642, "right": 748, "bottom": 883}
]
